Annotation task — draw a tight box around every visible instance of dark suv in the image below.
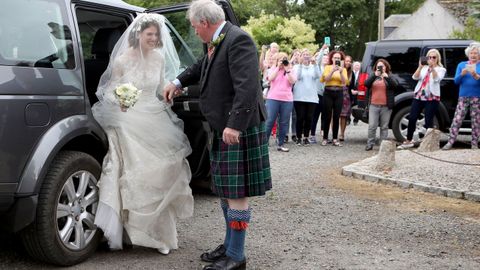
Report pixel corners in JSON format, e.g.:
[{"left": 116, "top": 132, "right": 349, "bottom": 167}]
[
  {"left": 0, "top": 0, "right": 238, "bottom": 266},
  {"left": 352, "top": 39, "right": 473, "bottom": 142}
]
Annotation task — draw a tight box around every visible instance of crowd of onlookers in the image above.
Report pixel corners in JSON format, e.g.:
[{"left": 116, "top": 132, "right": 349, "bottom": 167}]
[{"left": 259, "top": 41, "right": 480, "bottom": 152}]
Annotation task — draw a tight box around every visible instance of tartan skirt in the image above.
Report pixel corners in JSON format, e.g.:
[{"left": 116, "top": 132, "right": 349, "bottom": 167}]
[{"left": 210, "top": 122, "right": 272, "bottom": 199}]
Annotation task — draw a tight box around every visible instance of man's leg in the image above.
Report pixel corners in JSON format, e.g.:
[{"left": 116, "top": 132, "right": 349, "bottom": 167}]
[{"left": 226, "top": 198, "right": 250, "bottom": 262}]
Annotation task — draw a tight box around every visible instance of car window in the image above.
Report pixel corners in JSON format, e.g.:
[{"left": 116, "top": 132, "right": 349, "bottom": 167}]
[
  {"left": 0, "top": 0, "right": 75, "bottom": 69},
  {"left": 444, "top": 47, "right": 467, "bottom": 78},
  {"left": 373, "top": 44, "right": 420, "bottom": 74},
  {"left": 163, "top": 11, "right": 204, "bottom": 60}
]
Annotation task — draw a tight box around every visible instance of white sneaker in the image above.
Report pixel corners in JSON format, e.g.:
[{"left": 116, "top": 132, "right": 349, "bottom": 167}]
[
  {"left": 442, "top": 142, "right": 453, "bottom": 150},
  {"left": 397, "top": 142, "right": 414, "bottom": 150},
  {"left": 277, "top": 146, "right": 289, "bottom": 152},
  {"left": 158, "top": 248, "right": 170, "bottom": 255}
]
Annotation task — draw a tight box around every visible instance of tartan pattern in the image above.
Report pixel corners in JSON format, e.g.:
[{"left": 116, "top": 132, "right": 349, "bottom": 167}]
[{"left": 210, "top": 123, "right": 272, "bottom": 198}]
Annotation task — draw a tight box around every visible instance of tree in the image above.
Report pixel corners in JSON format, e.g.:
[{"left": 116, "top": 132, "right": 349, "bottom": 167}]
[
  {"left": 450, "top": 18, "right": 480, "bottom": 41},
  {"left": 243, "top": 12, "right": 318, "bottom": 53},
  {"left": 125, "top": 0, "right": 182, "bottom": 8}
]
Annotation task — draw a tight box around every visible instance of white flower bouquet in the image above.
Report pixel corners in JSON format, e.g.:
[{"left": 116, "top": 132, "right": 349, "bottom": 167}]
[{"left": 114, "top": 83, "right": 141, "bottom": 109}]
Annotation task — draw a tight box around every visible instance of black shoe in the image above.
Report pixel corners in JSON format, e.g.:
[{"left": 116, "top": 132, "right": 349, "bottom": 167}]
[
  {"left": 291, "top": 135, "right": 297, "bottom": 142},
  {"left": 303, "top": 138, "right": 309, "bottom": 145},
  {"left": 284, "top": 136, "right": 289, "bottom": 143},
  {"left": 203, "top": 256, "right": 246, "bottom": 270},
  {"left": 365, "top": 145, "right": 373, "bottom": 151},
  {"left": 200, "top": 244, "right": 227, "bottom": 262}
]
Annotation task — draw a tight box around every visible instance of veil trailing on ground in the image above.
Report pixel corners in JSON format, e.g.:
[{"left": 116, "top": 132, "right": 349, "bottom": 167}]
[{"left": 95, "top": 13, "right": 180, "bottom": 105}]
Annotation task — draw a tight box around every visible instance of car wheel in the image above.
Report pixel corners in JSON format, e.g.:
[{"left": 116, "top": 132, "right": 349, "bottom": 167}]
[
  {"left": 392, "top": 106, "right": 438, "bottom": 142},
  {"left": 21, "top": 151, "right": 102, "bottom": 266}
]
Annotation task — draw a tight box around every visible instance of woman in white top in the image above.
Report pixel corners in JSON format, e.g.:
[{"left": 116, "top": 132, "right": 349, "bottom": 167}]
[
  {"left": 398, "top": 48, "right": 446, "bottom": 149},
  {"left": 293, "top": 49, "right": 320, "bottom": 145}
]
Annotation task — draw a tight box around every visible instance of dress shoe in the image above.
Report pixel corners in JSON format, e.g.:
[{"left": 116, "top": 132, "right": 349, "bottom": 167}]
[
  {"left": 203, "top": 256, "right": 246, "bottom": 270},
  {"left": 200, "top": 244, "right": 226, "bottom": 262}
]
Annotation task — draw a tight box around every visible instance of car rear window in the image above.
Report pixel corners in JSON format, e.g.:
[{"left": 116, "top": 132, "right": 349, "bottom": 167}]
[{"left": 0, "top": 0, "right": 75, "bottom": 69}]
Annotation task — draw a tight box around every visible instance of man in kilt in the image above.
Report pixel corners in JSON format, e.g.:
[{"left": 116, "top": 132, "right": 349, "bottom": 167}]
[{"left": 163, "top": 0, "right": 272, "bottom": 269}]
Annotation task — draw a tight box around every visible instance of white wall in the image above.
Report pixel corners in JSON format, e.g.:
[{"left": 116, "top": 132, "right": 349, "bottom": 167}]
[{"left": 385, "top": 0, "right": 464, "bottom": 40}]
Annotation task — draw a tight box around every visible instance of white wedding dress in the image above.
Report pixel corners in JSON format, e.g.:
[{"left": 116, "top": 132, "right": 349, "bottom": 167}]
[{"left": 92, "top": 49, "right": 194, "bottom": 251}]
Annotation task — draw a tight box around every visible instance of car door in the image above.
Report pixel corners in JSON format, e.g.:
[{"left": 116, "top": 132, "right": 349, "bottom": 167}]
[{"left": 148, "top": 1, "right": 240, "bottom": 183}]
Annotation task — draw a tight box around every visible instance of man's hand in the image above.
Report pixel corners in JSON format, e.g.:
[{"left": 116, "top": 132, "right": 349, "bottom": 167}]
[
  {"left": 163, "top": 82, "right": 181, "bottom": 103},
  {"left": 223, "top": 127, "right": 241, "bottom": 145}
]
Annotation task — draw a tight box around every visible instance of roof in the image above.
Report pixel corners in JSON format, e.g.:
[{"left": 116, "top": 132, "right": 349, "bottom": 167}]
[
  {"left": 78, "top": 0, "right": 145, "bottom": 12},
  {"left": 437, "top": 0, "right": 471, "bottom": 25},
  {"left": 384, "top": 14, "right": 411, "bottom": 27}
]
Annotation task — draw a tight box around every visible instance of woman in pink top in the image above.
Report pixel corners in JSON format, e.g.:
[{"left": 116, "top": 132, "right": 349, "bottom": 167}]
[{"left": 265, "top": 52, "right": 297, "bottom": 152}]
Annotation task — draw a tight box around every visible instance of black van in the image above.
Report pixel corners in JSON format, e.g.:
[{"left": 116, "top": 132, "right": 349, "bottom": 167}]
[
  {"left": 0, "top": 0, "right": 238, "bottom": 265},
  {"left": 352, "top": 39, "right": 473, "bottom": 142}
]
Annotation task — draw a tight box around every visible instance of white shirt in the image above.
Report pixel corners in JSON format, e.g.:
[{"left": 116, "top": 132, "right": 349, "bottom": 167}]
[{"left": 412, "top": 66, "right": 446, "bottom": 97}]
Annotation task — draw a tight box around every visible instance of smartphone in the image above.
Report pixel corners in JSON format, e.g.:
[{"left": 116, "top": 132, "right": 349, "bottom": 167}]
[
  {"left": 335, "top": 59, "right": 341, "bottom": 66},
  {"left": 377, "top": 66, "right": 383, "bottom": 73},
  {"left": 324, "top": 36, "right": 330, "bottom": 46},
  {"left": 420, "top": 56, "right": 428, "bottom": 65}
]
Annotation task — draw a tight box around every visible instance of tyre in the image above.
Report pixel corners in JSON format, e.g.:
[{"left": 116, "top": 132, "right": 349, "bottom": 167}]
[
  {"left": 392, "top": 106, "right": 439, "bottom": 142},
  {"left": 20, "top": 151, "right": 102, "bottom": 266}
]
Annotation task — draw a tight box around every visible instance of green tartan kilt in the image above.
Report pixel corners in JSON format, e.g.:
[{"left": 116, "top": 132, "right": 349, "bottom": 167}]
[{"left": 209, "top": 122, "right": 272, "bottom": 199}]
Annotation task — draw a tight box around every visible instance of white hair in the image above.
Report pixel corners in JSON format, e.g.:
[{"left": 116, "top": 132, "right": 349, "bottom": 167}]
[
  {"left": 465, "top": 42, "right": 480, "bottom": 57},
  {"left": 187, "top": 0, "right": 225, "bottom": 24}
]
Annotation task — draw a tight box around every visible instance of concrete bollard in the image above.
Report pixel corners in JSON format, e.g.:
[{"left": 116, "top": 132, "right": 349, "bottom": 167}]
[
  {"left": 417, "top": 128, "right": 441, "bottom": 152},
  {"left": 375, "top": 140, "right": 396, "bottom": 171}
]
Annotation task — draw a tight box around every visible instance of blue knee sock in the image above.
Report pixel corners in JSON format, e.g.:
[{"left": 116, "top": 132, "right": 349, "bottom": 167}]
[
  {"left": 220, "top": 199, "right": 230, "bottom": 248},
  {"left": 226, "top": 208, "right": 251, "bottom": 262}
]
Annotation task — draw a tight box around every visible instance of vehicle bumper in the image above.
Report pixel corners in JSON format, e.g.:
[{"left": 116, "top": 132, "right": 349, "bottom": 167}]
[{"left": 0, "top": 194, "right": 37, "bottom": 232}]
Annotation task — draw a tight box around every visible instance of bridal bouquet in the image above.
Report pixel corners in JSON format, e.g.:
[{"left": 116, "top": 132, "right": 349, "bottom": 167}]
[{"left": 114, "top": 83, "right": 141, "bottom": 109}]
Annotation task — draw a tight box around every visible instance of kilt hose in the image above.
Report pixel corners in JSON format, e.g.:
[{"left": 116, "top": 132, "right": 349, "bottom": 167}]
[{"left": 210, "top": 122, "right": 272, "bottom": 199}]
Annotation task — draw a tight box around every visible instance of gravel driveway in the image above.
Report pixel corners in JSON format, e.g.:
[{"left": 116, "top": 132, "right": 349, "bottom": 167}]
[{"left": 1, "top": 122, "right": 479, "bottom": 269}]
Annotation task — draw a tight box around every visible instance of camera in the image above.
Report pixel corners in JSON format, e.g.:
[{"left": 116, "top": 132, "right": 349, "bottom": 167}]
[
  {"left": 335, "top": 60, "right": 341, "bottom": 66},
  {"left": 420, "top": 56, "right": 428, "bottom": 65},
  {"left": 377, "top": 66, "right": 383, "bottom": 73},
  {"left": 282, "top": 59, "right": 289, "bottom": 66}
]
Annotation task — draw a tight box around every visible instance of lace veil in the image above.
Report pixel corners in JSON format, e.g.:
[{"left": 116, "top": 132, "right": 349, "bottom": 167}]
[{"left": 95, "top": 13, "right": 180, "bottom": 105}]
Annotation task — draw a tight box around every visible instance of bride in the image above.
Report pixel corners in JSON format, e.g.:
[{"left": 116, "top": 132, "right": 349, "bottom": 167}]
[{"left": 92, "top": 13, "right": 193, "bottom": 255}]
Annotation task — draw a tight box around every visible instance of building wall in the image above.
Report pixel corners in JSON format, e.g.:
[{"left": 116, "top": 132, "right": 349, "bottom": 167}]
[{"left": 385, "top": 0, "right": 465, "bottom": 40}]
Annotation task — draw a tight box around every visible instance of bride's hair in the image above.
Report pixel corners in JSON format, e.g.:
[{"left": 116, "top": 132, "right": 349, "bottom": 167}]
[{"left": 128, "top": 16, "right": 163, "bottom": 49}]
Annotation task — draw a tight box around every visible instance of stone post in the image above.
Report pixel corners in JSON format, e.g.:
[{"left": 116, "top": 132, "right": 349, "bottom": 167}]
[
  {"left": 417, "top": 128, "right": 441, "bottom": 152},
  {"left": 375, "top": 140, "right": 396, "bottom": 171}
]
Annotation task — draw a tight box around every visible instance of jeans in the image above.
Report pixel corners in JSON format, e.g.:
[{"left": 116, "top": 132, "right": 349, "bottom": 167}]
[
  {"left": 323, "top": 89, "right": 343, "bottom": 140},
  {"left": 407, "top": 99, "right": 439, "bottom": 141},
  {"left": 265, "top": 99, "right": 294, "bottom": 147},
  {"left": 367, "top": 104, "right": 392, "bottom": 147},
  {"left": 311, "top": 95, "right": 323, "bottom": 136},
  {"left": 294, "top": 101, "right": 317, "bottom": 139}
]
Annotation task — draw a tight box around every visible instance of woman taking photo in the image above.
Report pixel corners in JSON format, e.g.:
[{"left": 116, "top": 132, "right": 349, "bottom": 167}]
[
  {"left": 293, "top": 49, "right": 320, "bottom": 145},
  {"left": 265, "top": 52, "right": 296, "bottom": 152},
  {"left": 442, "top": 42, "right": 480, "bottom": 150},
  {"left": 320, "top": 50, "right": 349, "bottom": 146},
  {"left": 364, "top": 59, "right": 397, "bottom": 151},
  {"left": 398, "top": 49, "right": 446, "bottom": 149}
]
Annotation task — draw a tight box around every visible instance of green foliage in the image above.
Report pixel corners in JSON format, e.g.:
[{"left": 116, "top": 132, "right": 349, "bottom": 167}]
[
  {"left": 450, "top": 17, "right": 480, "bottom": 41},
  {"left": 125, "top": 0, "right": 182, "bottom": 8},
  {"left": 243, "top": 12, "right": 318, "bottom": 54},
  {"left": 386, "top": 0, "right": 425, "bottom": 18}
]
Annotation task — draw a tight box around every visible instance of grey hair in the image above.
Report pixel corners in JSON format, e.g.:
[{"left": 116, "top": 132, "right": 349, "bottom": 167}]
[
  {"left": 465, "top": 42, "right": 480, "bottom": 57},
  {"left": 187, "top": 0, "right": 225, "bottom": 24}
]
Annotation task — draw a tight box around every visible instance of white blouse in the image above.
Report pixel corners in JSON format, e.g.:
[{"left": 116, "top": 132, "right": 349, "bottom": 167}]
[{"left": 412, "top": 66, "right": 446, "bottom": 97}]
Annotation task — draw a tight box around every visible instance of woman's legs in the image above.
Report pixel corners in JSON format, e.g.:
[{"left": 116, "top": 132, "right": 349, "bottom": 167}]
[
  {"left": 303, "top": 103, "right": 316, "bottom": 139},
  {"left": 310, "top": 95, "right": 323, "bottom": 137},
  {"left": 323, "top": 91, "right": 334, "bottom": 140},
  {"left": 294, "top": 101, "right": 306, "bottom": 140},
  {"left": 471, "top": 97, "right": 480, "bottom": 147},
  {"left": 265, "top": 99, "right": 281, "bottom": 141},
  {"left": 339, "top": 117, "right": 347, "bottom": 140},
  {"left": 278, "top": 101, "right": 294, "bottom": 147},
  {"left": 331, "top": 90, "right": 343, "bottom": 140},
  {"left": 406, "top": 99, "right": 425, "bottom": 141},
  {"left": 379, "top": 107, "right": 393, "bottom": 142},
  {"left": 367, "top": 105, "right": 380, "bottom": 147},
  {"left": 424, "top": 100, "right": 439, "bottom": 129},
  {"left": 447, "top": 97, "right": 468, "bottom": 145}
]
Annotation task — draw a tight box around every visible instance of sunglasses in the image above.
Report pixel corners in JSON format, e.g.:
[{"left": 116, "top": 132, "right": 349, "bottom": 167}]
[{"left": 428, "top": 56, "right": 437, "bottom": 59}]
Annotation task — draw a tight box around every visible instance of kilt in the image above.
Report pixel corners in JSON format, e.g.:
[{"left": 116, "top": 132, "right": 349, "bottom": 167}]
[{"left": 209, "top": 122, "right": 272, "bottom": 199}]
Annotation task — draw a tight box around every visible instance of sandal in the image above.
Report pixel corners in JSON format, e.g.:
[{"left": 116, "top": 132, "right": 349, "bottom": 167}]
[
  {"left": 332, "top": 140, "right": 342, "bottom": 147},
  {"left": 321, "top": 139, "right": 328, "bottom": 146}
]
